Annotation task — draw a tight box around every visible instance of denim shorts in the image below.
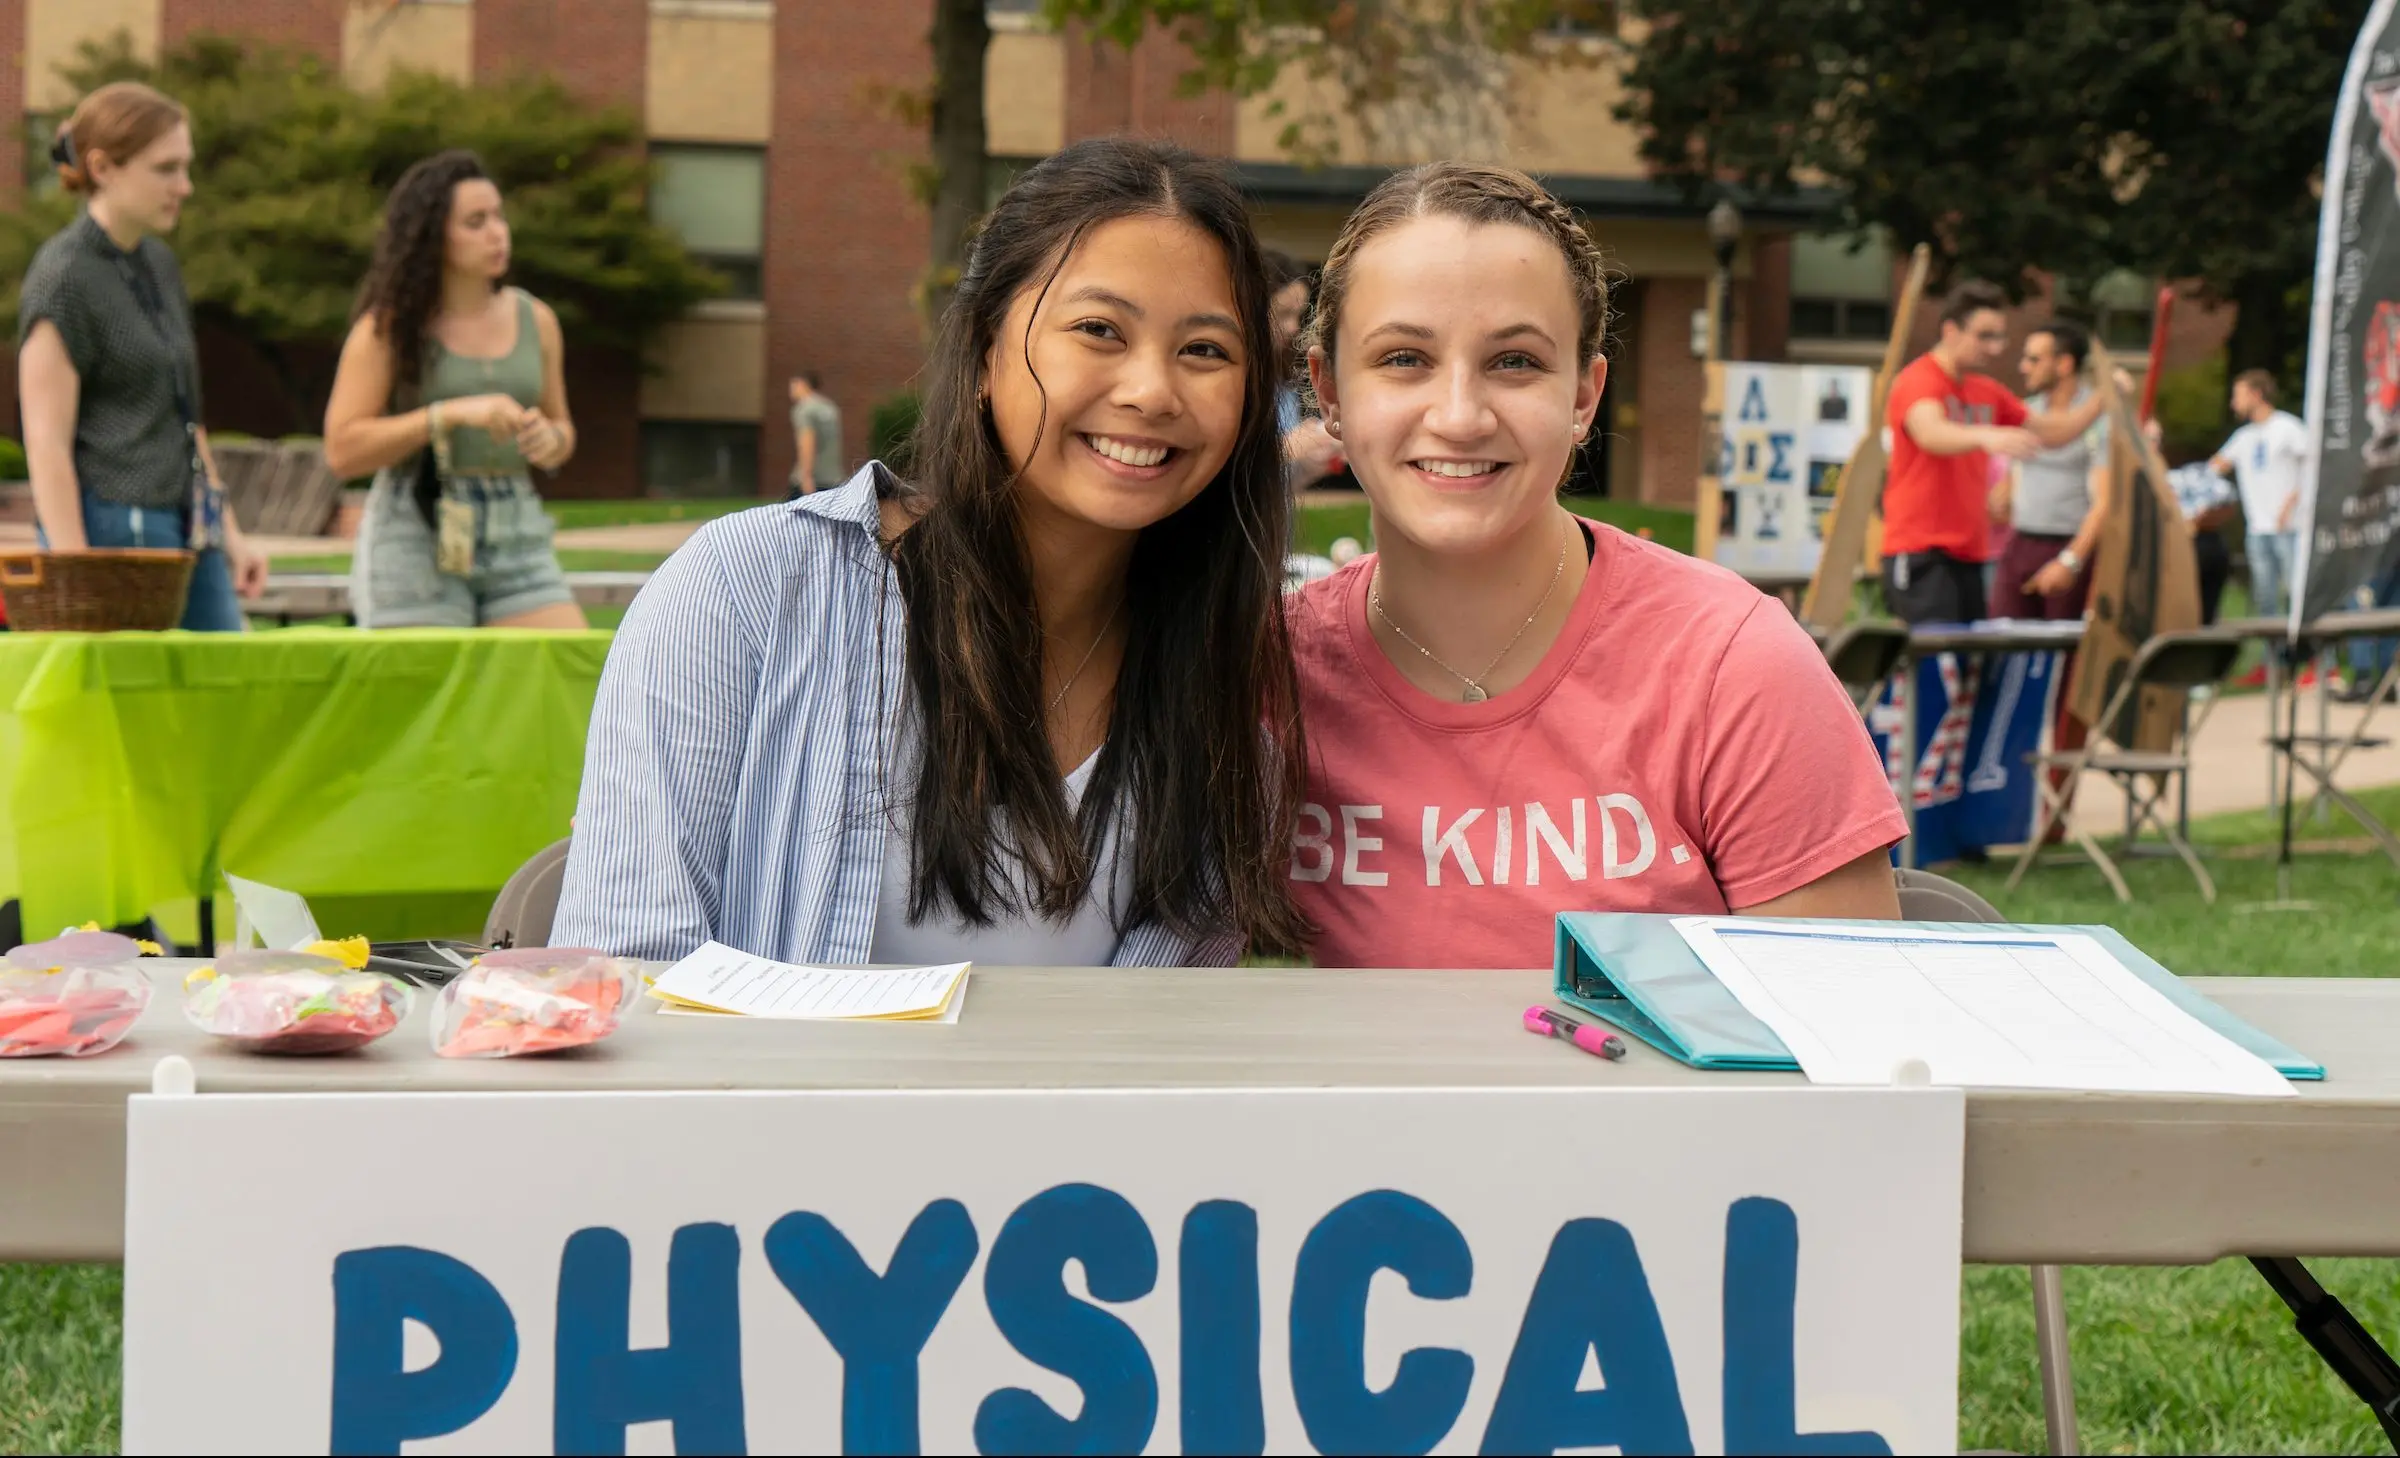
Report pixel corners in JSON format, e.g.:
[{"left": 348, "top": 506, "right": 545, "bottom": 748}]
[
  {"left": 41, "top": 490, "right": 246, "bottom": 632},
  {"left": 349, "top": 471, "right": 574, "bottom": 629}
]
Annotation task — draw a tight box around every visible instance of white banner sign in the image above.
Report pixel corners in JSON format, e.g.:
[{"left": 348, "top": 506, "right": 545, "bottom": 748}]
[
  {"left": 1710, "top": 362, "right": 1877, "bottom": 578},
  {"left": 123, "top": 1086, "right": 1964, "bottom": 1455}
]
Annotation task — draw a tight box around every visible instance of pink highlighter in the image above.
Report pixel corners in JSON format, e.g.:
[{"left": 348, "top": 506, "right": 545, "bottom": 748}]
[{"left": 1524, "top": 1005, "right": 1628, "bottom": 1061}]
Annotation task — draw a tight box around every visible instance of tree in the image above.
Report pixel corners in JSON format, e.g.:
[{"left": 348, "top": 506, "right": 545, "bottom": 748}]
[
  {"left": 911, "top": 1, "right": 1611, "bottom": 312},
  {"left": 2, "top": 33, "right": 724, "bottom": 427},
  {"left": 1614, "top": 0, "right": 2369, "bottom": 378}
]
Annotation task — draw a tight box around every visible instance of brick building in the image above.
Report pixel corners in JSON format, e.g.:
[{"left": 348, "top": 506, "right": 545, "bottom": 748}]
[{"left": 7, "top": 0, "right": 2234, "bottom": 503}]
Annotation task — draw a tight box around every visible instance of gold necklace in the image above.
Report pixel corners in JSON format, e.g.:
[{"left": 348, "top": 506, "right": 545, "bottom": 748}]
[
  {"left": 1047, "top": 599, "right": 1124, "bottom": 714},
  {"left": 1371, "top": 519, "right": 1570, "bottom": 703}
]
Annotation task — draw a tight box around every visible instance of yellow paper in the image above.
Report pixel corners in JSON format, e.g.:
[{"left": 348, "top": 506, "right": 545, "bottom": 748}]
[{"left": 647, "top": 941, "right": 971, "bottom": 1022}]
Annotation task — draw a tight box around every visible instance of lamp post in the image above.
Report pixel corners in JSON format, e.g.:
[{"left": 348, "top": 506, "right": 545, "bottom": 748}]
[{"left": 1707, "top": 198, "right": 1742, "bottom": 360}]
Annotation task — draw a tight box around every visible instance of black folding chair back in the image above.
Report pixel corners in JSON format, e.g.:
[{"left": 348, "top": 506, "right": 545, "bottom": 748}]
[
  {"left": 2008, "top": 627, "right": 2243, "bottom": 904},
  {"left": 1820, "top": 620, "right": 1911, "bottom": 713}
]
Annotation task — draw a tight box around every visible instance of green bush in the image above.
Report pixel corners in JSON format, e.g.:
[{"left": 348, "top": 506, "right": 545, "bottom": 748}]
[
  {"left": 2152, "top": 352, "right": 2228, "bottom": 465},
  {"left": 0, "top": 437, "right": 25, "bottom": 480},
  {"left": 870, "top": 389, "right": 922, "bottom": 474}
]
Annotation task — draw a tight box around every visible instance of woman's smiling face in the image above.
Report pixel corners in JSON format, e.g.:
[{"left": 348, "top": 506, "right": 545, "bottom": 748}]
[
  {"left": 1311, "top": 214, "right": 1605, "bottom": 556},
  {"left": 985, "top": 212, "right": 1250, "bottom": 539}
]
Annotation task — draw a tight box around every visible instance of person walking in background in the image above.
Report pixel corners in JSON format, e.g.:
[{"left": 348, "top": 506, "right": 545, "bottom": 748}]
[
  {"left": 2154, "top": 419, "right": 2239, "bottom": 626},
  {"left": 787, "top": 373, "right": 844, "bottom": 497},
  {"left": 1989, "top": 322, "right": 2112, "bottom": 620},
  {"left": 17, "top": 82, "right": 268, "bottom": 630},
  {"left": 1265, "top": 250, "right": 1343, "bottom": 491},
  {"left": 323, "top": 150, "right": 586, "bottom": 629},
  {"left": 1878, "top": 282, "right": 2109, "bottom": 625},
  {"left": 2210, "top": 369, "right": 2312, "bottom": 684},
  {"left": 2340, "top": 564, "right": 2400, "bottom": 702}
]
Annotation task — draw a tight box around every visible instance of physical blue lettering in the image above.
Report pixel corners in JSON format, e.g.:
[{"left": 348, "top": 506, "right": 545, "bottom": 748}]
[
  {"left": 1722, "top": 1198, "right": 1893, "bottom": 1455},
  {"left": 1179, "top": 1201, "right": 1265, "bottom": 1456},
  {"left": 329, "top": 1245, "right": 519, "bottom": 1455},
  {"left": 553, "top": 1223, "right": 747, "bottom": 1455},
  {"left": 1479, "top": 1219, "right": 1693, "bottom": 1455},
  {"left": 1288, "top": 1191, "right": 1474, "bottom": 1456},
  {"left": 762, "top": 1200, "right": 978, "bottom": 1457},
  {"left": 974, "top": 1183, "right": 1160, "bottom": 1455}
]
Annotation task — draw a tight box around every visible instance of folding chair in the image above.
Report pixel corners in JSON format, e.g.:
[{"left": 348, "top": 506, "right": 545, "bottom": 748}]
[
  {"left": 2007, "top": 628, "right": 2244, "bottom": 905},
  {"left": 1818, "top": 619, "right": 1912, "bottom": 714},
  {"left": 484, "top": 837, "right": 572, "bottom": 949},
  {"left": 1896, "top": 868, "right": 2081, "bottom": 1457}
]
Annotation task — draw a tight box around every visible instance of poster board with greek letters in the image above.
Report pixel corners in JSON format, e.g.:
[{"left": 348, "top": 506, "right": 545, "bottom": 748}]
[
  {"left": 123, "top": 1085, "right": 1964, "bottom": 1455},
  {"left": 1700, "top": 362, "right": 1877, "bottom": 579}
]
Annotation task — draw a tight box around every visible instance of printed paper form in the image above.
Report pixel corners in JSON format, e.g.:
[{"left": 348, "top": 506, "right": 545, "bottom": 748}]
[
  {"left": 649, "top": 942, "right": 970, "bottom": 1022},
  {"left": 1673, "top": 919, "right": 2295, "bottom": 1097}
]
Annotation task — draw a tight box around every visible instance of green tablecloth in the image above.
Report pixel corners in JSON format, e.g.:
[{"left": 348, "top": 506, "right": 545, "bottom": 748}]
[{"left": 0, "top": 629, "right": 610, "bottom": 940}]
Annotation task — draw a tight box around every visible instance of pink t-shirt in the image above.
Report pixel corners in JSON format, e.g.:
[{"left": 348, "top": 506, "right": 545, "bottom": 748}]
[{"left": 1287, "top": 522, "right": 1906, "bottom": 968}]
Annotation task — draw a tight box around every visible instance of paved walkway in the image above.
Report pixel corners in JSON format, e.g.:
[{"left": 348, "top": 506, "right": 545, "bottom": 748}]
[{"left": 2065, "top": 685, "right": 2399, "bottom": 833}]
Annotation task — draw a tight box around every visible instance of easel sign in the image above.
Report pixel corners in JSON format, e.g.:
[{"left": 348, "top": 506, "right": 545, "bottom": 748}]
[
  {"left": 1695, "top": 362, "right": 1875, "bottom": 577},
  {"left": 123, "top": 1085, "right": 1965, "bottom": 1454},
  {"left": 2071, "top": 341, "right": 2201, "bottom": 747}
]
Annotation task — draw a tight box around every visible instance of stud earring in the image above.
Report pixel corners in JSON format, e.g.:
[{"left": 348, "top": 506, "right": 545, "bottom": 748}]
[{"left": 1327, "top": 418, "right": 1342, "bottom": 438}]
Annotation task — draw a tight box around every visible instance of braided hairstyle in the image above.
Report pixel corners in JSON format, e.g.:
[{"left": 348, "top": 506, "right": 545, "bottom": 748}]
[
  {"left": 1302, "top": 161, "right": 1611, "bottom": 376},
  {"left": 353, "top": 150, "right": 497, "bottom": 399}
]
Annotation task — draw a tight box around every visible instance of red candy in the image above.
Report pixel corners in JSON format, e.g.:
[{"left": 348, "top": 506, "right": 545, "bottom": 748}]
[
  {"left": 183, "top": 952, "right": 409, "bottom": 1055},
  {"left": 0, "top": 966, "right": 152, "bottom": 1058},
  {"left": 433, "top": 949, "right": 632, "bottom": 1058}
]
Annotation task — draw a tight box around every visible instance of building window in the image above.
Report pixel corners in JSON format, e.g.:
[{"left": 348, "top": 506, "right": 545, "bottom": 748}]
[
  {"left": 651, "top": 144, "right": 765, "bottom": 301},
  {"left": 24, "top": 114, "right": 60, "bottom": 198},
  {"left": 642, "top": 421, "right": 759, "bottom": 498},
  {"left": 1789, "top": 230, "right": 1893, "bottom": 342}
]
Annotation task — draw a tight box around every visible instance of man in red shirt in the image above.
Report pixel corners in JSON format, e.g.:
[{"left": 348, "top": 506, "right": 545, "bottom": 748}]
[{"left": 1881, "top": 281, "right": 2111, "bottom": 623}]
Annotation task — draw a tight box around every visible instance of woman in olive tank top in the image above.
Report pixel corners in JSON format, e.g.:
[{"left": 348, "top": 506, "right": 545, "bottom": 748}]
[{"left": 323, "top": 150, "right": 586, "bottom": 629}]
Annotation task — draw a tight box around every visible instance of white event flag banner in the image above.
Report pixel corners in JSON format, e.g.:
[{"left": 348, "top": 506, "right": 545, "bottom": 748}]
[{"left": 123, "top": 1084, "right": 1964, "bottom": 1455}]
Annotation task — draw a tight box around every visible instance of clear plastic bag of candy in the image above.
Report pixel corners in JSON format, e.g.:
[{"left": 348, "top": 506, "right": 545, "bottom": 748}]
[
  {"left": 0, "top": 932, "right": 156, "bottom": 1058},
  {"left": 432, "top": 948, "right": 632, "bottom": 1058},
  {"left": 182, "top": 947, "right": 409, "bottom": 1055}
]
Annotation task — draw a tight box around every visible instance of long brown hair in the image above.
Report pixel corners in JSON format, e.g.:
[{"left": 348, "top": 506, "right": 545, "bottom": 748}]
[
  {"left": 889, "top": 136, "right": 1307, "bottom": 956},
  {"left": 353, "top": 150, "right": 497, "bottom": 398}
]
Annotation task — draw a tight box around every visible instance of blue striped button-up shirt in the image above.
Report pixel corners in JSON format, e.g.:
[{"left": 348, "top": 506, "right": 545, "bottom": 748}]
[{"left": 551, "top": 467, "right": 1240, "bottom": 968}]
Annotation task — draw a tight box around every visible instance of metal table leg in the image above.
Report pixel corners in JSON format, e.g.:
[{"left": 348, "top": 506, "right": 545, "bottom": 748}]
[
  {"left": 2032, "top": 1263, "right": 2081, "bottom": 1456},
  {"left": 1900, "top": 652, "right": 1919, "bottom": 870}
]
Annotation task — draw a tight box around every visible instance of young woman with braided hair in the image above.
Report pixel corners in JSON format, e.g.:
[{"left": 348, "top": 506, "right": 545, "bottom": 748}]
[
  {"left": 1286, "top": 163, "right": 1905, "bottom": 968},
  {"left": 323, "top": 150, "right": 586, "bottom": 629}
]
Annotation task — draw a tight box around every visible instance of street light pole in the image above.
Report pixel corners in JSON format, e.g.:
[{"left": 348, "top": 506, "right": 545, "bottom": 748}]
[{"left": 1707, "top": 198, "right": 1742, "bottom": 360}]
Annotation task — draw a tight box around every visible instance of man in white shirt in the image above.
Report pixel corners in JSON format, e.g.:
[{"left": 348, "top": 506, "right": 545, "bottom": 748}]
[{"left": 2209, "top": 368, "right": 2310, "bottom": 622}]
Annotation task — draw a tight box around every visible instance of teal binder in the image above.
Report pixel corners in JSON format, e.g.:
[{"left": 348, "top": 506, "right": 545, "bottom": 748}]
[{"left": 1553, "top": 913, "right": 2325, "bottom": 1080}]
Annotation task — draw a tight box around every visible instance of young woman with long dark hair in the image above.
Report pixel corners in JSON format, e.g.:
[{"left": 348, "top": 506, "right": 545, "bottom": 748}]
[
  {"left": 322, "top": 150, "right": 586, "bottom": 629},
  {"left": 554, "top": 137, "right": 1305, "bottom": 966},
  {"left": 18, "top": 81, "right": 268, "bottom": 629},
  {"left": 1288, "top": 163, "right": 1904, "bottom": 969}
]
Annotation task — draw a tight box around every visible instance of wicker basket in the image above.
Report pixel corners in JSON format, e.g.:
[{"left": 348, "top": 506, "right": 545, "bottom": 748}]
[{"left": 0, "top": 549, "right": 196, "bottom": 632}]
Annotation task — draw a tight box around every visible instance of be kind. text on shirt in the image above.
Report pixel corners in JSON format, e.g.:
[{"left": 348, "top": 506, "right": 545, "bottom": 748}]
[{"left": 1291, "top": 794, "right": 1689, "bottom": 888}]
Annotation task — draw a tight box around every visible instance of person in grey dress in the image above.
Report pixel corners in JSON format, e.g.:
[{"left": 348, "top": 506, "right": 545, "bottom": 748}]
[
  {"left": 322, "top": 150, "right": 584, "bottom": 629},
  {"left": 16, "top": 81, "right": 268, "bottom": 630}
]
